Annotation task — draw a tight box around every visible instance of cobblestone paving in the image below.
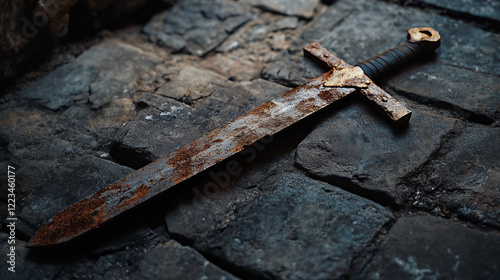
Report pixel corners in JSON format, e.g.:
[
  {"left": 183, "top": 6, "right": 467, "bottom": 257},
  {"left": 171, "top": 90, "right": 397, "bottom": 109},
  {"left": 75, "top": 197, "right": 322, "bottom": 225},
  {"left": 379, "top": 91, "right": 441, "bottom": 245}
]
[{"left": 1, "top": 0, "right": 499, "bottom": 279}]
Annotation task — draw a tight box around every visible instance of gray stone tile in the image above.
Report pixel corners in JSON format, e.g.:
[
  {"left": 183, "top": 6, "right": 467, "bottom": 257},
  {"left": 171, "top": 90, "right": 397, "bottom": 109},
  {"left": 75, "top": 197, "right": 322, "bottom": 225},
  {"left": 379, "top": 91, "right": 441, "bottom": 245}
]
[
  {"left": 197, "top": 173, "right": 394, "bottom": 280},
  {"left": 355, "top": 215, "right": 500, "bottom": 280},
  {"left": 409, "top": 125, "right": 500, "bottom": 227},
  {"left": 295, "top": 101, "right": 458, "bottom": 205},
  {"left": 416, "top": 0, "right": 500, "bottom": 22},
  {"left": 134, "top": 240, "right": 239, "bottom": 280}
]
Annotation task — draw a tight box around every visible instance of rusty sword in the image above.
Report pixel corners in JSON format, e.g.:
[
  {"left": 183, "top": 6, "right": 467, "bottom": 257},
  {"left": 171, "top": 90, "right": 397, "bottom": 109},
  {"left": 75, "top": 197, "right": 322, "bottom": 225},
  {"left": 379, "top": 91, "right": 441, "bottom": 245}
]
[{"left": 29, "top": 27, "right": 441, "bottom": 247}]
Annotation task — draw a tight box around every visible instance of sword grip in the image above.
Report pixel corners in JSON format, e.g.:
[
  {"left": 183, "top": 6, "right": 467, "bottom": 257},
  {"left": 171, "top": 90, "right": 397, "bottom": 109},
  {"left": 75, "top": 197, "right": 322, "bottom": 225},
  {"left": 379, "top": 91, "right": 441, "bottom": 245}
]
[
  {"left": 356, "top": 27, "right": 441, "bottom": 81},
  {"left": 356, "top": 42, "right": 424, "bottom": 81}
]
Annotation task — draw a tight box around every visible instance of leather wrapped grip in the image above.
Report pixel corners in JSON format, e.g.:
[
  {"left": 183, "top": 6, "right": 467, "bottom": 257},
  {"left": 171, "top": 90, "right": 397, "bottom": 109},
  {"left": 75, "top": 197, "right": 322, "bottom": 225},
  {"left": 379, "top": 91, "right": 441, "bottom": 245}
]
[{"left": 355, "top": 42, "right": 424, "bottom": 81}]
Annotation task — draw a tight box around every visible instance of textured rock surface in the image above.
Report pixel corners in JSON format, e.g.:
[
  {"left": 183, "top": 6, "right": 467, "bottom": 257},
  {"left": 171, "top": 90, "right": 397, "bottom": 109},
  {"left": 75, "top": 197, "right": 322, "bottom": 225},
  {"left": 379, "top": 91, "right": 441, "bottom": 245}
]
[
  {"left": 296, "top": 101, "right": 457, "bottom": 205},
  {"left": 144, "top": 0, "right": 253, "bottom": 56},
  {"left": 415, "top": 0, "right": 500, "bottom": 21},
  {"left": 355, "top": 216, "right": 500, "bottom": 280},
  {"left": 134, "top": 240, "right": 239, "bottom": 280},
  {"left": 247, "top": 0, "right": 320, "bottom": 19},
  {"left": 20, "top": 40, "right": 160, "bottom": 111},
  {"left": 0, "top": 0, "right": 157, "bottom": 83},
  {"left": 197, "top": 173, "right": 394, "bottom": 280},
  {"left": 408, "top": 126, "right": 500, "bottom": 227}
]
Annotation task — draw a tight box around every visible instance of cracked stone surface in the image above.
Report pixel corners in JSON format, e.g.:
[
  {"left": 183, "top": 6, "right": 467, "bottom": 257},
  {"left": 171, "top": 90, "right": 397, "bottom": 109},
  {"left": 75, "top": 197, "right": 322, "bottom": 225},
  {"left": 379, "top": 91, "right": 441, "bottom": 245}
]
[
  {"left": 143, "top": 0, "right": 254, "bottom": 56},
  {"left": 354, "top": 215, "right": 500, "bottom": 280},
  {"left": 295, "top": 101, "right": 458, "bottom": 205},
  {"left": 247, "top": 0, "right": 320, "bottom": 19},
  {"left": 408, "top": 125, "right": 500, "bottom": 227},
  {"left": 1, "top": 0, "right": 499, "bottom": 278},
  {"left": 415, "top": 0, "right": 500, "bottom": 22},
  {"left": 19, "top": 40, "right": 160, "bottom": 111},
  {"left": 133, "top": 240, "right": 239, "bottom": 280},
  {"left": 196, "top": 173, "right": 394, "bottom": 280}
]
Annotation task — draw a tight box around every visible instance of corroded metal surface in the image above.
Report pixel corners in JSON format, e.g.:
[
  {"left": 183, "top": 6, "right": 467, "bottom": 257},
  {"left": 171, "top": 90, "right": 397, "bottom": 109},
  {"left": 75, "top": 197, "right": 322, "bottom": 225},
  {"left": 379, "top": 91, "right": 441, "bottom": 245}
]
[
  {"left": 323, "top": 66, "right": 371, "bottom": 89},
  {"left": 305, "top": 42, "right": 412, "bottom": 126},
  {"left": 407, "top": 27, "right": 441, "bottom": 50},
  {"left": 28, "top": 70, "right": 356, "bottom": 247}
]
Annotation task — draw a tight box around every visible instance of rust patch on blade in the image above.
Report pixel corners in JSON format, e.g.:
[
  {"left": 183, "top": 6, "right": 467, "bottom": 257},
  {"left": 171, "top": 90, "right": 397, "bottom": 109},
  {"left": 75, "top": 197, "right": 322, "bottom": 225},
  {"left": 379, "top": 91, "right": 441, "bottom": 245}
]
[
  {"left": 245, "top": 101, "right": 277, "bottom": 117},
  {"left": 28, "top": 194, "right": 107, "bottom": 247},
  {"left": 117, "top": 184, "right": 152, "bottom": 211},
  {"left": 296, "top": 97, "right": 321, "bottom": 115},
  {"left": 166, "top": 141, "right": 212, "bottom": 184}
]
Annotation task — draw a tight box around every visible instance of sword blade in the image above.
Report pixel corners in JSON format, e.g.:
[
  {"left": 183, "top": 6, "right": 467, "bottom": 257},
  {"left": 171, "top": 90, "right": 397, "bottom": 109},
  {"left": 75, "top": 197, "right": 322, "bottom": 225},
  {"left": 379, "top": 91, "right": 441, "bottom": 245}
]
[{"left": 29, "top": 70, "right": 356, "bottom": 247}]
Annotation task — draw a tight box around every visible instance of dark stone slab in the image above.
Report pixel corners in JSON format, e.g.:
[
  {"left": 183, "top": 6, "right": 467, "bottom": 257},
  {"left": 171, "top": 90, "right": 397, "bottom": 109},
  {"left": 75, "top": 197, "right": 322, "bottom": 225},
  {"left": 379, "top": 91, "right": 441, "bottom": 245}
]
[
  {"left": 111, "top": 78, "right": 290, "bottom": 168},
  {"left": 415, "top": 0, "right": 500, "bottom": 22},
  {"left": 143, "top": 0, "right": 254, "bottom": 56},
  {"left": 156, "top": 65, "right": 231, "bottom": 101},
  {"left": 19, "top": 63, "right": 92, "bottom": 111},
  {"left": 197, "top": 173, "right": 394, "bottom": 280},
  {"left": 16, "top": 155, "right": 134, "bottom": 238},
  {"left": 247, "top": 0, "right": 320, "bottom": 19},
  {"left": 355, "top": 215, "right": 500, "bottom": 280},
  {"left": 387, "top": 63, "right": 500, "bottom": 123},
  {"left": 134, "top": 240, "right": 239, "bottom": 280},
  {"left": 19, "top": 40, "right": 160, "bottom": 111},
  {"left": 408, "top": 126, "right": 500, "bottom": 227},
  {"left": 295, "top": 101, "right": 457, "bottom": 206},
  {"left": 263, "top": 0, "right": 500, "bottom": 119}
]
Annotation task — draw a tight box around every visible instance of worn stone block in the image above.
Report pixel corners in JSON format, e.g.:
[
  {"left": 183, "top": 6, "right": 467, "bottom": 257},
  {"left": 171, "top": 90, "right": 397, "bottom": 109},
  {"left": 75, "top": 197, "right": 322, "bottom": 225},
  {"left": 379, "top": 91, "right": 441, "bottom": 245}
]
[
  {"left": 144, "top": 0, "right": 254, "bottom": 56},
  {"left": 197, "top": 173, "right": 394, "bottom": 280},
  {"left": 296, "top": 101, "right": 457, "bottom": 205},
  {"left": 409, "top": 126, "right": 500, "bottom": 227},
  {"left": 134, "top": 240, "right": 239, "bottom": 280},
  {"left": 355, "top": 216, "right": 500, "bottom": 279}
]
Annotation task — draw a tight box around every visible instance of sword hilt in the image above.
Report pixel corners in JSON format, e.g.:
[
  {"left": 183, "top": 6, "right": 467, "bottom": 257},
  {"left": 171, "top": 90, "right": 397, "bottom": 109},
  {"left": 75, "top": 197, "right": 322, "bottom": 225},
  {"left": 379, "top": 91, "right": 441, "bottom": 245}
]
[{"left": 355, "top": 27, "right": 441, "bottom": 81}]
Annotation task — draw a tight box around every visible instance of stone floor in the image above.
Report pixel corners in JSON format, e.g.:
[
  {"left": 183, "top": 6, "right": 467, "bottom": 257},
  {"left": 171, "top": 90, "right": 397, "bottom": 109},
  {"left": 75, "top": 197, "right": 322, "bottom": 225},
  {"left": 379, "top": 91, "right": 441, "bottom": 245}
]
[{"left": 1, "top": 0, "right": 500, "bottom": 279}]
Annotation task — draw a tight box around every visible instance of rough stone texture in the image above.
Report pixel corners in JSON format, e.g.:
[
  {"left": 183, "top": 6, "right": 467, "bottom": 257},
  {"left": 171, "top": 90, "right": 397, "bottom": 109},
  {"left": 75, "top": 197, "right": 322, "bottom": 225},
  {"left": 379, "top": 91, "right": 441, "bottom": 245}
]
[
  {"left": 16, "top": 155, "right": 134, "bottom": 238},
  {"left": 134, "top": 240, "right": 240, "bottom": 280},
  {"left": 110, "top": 78, "right": 290, "bottom": 168},
  {"left": 157, "top": 65, "right": 231, "bottom": 101},
  {"left": 415, "top": 0, "right": 500, "bottom": 21},
  {"left": 355, "top": 216, "right": 500, "bottom": 280},
  {"left": 247, "top": 0, "right": 320, "bottom": 19},
  {"left": 197, "top": 173, "right": 394, "bottom": 280},
  {"left": 143, "top": 0, "right": 254, "bottom": 56},
  {"left": 388, "top": 63, "right": 500, "bottom": 123},
  {"left": 0, "top": 0, "right": 155, "bottom": 83},
  {"left": 296, "top": 101, "right": 458, "bottom": 205},
  {"left": 409, "top": 126, "right": 500, "bottom": 227},
  {"left": 20, "top": 40, "right": 160, "bottom": 111}
]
